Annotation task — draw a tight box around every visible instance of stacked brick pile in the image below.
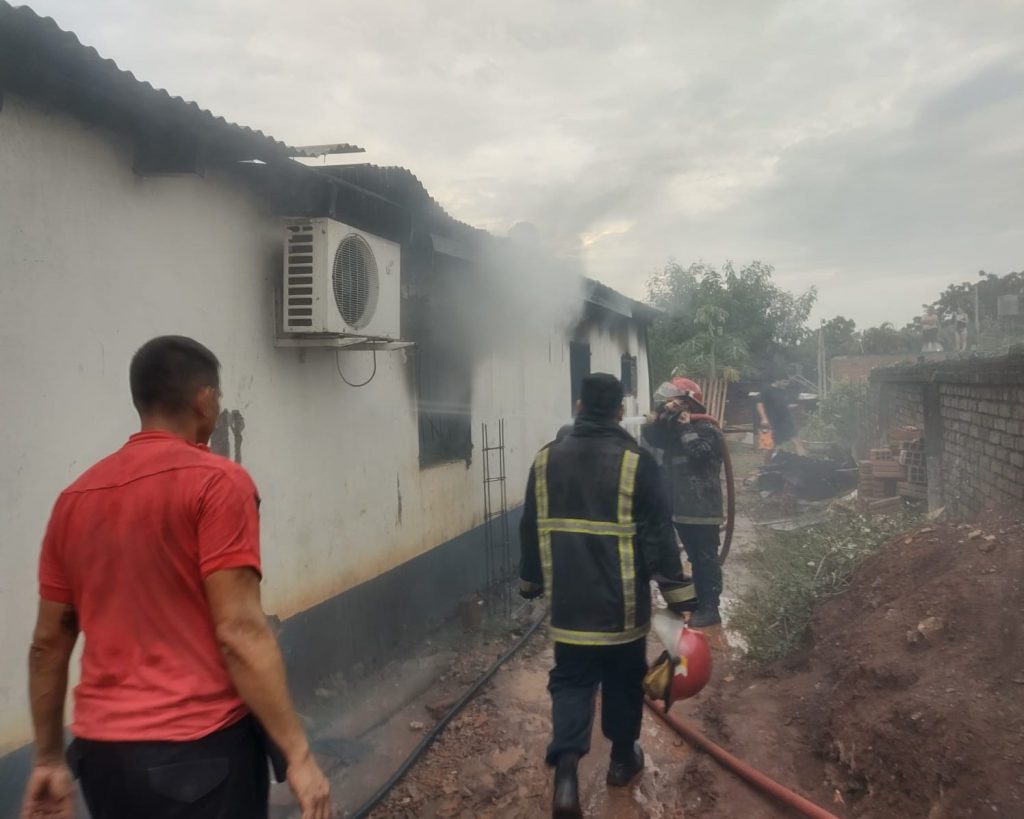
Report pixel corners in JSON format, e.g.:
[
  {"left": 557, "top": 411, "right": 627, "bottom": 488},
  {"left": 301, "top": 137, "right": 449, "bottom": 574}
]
[
  {"left": 897, "top": 439, "right": 928, "bottom": 500},
  {"left": 858, "top": 426, "right": 926, "bottom": 511}
]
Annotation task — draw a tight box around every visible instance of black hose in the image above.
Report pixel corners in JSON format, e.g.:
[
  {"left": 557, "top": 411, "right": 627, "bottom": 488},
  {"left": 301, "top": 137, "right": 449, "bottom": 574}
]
[
  {"left": 719, "top": 439, "right": 736, "bottom": 565},
  {"left": 347, "top": 612, "right": 547, "bottom": 819}
]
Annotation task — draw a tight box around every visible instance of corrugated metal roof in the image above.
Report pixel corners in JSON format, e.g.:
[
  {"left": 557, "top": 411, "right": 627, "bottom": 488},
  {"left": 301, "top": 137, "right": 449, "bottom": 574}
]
[
  {"left": 0, "top": 1, "right": 360, "bottom": 161},
  {"left": 325, "top": 164, "right": 487, "bottom": 242},
  {"left": 585, "top": 278, "right": 660, "bottom": 321}
]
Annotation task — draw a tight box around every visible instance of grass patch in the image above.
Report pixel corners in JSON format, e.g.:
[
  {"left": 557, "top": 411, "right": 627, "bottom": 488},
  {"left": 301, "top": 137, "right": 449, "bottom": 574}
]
[{"left": 729, "top": 509, "right": 917, "bottom": 663}]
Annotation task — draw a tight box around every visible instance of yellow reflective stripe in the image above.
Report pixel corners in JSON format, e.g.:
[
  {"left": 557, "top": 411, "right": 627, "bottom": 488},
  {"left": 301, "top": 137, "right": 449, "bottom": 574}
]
[
  {"left": 549, "top": 623, "right": 650, "bottom": 646},
  {"left": 617, "top": 451, "right": 640, "bottom": 628},
  {"left": 538, "top": 518, "right": 636, "bottom": 537},
  {"left": 617, "top": 451, "right": 639, "bottom": 524},
  {"left": 662, "top": 584, "right": 697, "bottom": 604},
  {"left": 619, "top": 535, "right": 636, "bottom": 628},
  {"left": 520, "top": 579, "right": 542, "bottom": 593},
  {"left": 673, "top": 515, "right": 726, "bottom": 525},
  {"left": 534, "top": 449, "right": 550, "bottom": 520},
  {"left": 534, "top": 449, "right": 553, "bottom": 595},
  {"left": 540, "top": 532, "right": 553, "bottom": 596}
]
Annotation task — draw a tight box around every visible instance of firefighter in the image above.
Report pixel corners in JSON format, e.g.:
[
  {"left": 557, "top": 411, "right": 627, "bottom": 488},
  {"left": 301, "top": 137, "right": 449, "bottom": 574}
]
[
  {"left": 520, "top": 373, "right": 698, "bottom": 818},
  {"left": 642, "top": 379, "right": 725, "bottom": 628}
]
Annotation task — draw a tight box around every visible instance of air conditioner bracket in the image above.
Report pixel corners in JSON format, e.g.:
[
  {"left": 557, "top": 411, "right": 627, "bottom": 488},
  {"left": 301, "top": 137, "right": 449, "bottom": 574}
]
[{"left": 274, "top": 334, "right": 414, "bottom": 351}]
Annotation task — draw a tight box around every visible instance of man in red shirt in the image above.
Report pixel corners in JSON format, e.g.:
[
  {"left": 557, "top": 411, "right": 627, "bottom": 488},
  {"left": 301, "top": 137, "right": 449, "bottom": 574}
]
[{"left": 21, "top": 336, "right": 331, "bottom": 819}]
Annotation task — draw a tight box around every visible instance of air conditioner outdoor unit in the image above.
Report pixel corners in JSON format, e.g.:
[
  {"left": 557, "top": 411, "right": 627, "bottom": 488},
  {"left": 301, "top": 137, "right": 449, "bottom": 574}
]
[{"left": 282, "top": 218, "right": 401, "bottom": 340}]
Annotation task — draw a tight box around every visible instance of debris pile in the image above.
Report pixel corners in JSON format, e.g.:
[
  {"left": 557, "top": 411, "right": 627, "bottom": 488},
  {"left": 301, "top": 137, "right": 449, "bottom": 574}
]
[{"left": 756, "top": 451, "right": 858, "bottom": 501}]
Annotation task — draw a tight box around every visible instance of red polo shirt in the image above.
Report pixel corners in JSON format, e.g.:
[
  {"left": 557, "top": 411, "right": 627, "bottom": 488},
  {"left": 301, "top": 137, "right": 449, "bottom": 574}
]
[{"left": 38, "top": 430, "right": 262, "bottom": 742}]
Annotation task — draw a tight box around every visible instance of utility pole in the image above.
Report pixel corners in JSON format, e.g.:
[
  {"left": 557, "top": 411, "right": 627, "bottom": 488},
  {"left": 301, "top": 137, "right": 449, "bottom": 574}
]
[
  {"left": 817, "top": 320, "right": 827, "bottom": 399},
  {"left": 974, "top": 277, "right": 981, "bottom": 351}
]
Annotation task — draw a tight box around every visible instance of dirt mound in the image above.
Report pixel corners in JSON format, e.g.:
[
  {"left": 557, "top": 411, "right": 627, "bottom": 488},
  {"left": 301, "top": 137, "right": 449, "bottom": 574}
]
[
  {"left": 800, "top": 517, "right": 1024, "bottom": 817},
  {"left": 707, "top": 516, "right": 1024, "bottom": 818}
]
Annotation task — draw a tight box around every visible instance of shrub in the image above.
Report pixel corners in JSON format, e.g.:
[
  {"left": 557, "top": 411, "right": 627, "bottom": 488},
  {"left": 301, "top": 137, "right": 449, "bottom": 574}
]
[{"left": 728, "top": 509, "right": 915, "bottom": 663}]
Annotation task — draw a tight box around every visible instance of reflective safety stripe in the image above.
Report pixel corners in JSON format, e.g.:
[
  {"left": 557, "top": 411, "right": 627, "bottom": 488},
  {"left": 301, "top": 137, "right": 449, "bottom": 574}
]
[
  {"left": 535, "top": 449, "right": 550, "bottom": 519},
  {"left": 662, "top": 584, "right": 698, "bottom": 604},
  {"left": 537, "top": 518, "right": 637, "bottom": 537},
  {"left": 673, "top": 515, "right": 726, "bottom": 525},
  {"left": 618, "top": 451, "right": 639, "bottom": 524},
  {"left": 548, "top": 623, "right": 650, "bottom": 646},
  {"left": 617, "top": 451, "right": 640, "bottom": 629},
  {"left": 533, "top": 449, "right": 553, "bottom": 596}
]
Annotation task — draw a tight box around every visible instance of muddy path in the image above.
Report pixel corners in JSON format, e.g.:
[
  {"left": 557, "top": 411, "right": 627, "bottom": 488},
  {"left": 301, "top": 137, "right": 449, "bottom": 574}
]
[{"left": 273, "top": 440, "right": 799, "bottom": 818}]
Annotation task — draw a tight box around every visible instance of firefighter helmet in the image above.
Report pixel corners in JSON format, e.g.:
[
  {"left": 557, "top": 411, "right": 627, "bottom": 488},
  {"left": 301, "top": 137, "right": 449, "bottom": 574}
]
[
  {"left": 645, "top": 614, "right": 713, "bottom": 710},
  {"left": 670, "top": 376, "right": 704, "bottom": 405},
  {"left": 653, "top": 381, "right": 684, "bottom": 407},
  {"left": 669, "top": 627, "right": 713, "bottom": 702}
]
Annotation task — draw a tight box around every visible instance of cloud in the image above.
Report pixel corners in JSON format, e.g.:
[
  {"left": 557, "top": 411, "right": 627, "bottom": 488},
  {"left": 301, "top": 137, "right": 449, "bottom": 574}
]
[{"left": 27, "top": 0, "right": 1024, "bottom": 326}]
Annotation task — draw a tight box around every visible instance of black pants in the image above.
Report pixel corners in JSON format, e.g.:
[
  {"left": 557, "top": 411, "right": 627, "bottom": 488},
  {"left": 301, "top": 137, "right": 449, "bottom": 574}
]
[
  {"left": 545, "top": 638, "right": 648, "bottom": 766},
  {"left": 69, "top": 715, "right": 270, "bottom": 819},
  {"left": 676, "top": 523, "right": 722, "bottom": 611}
]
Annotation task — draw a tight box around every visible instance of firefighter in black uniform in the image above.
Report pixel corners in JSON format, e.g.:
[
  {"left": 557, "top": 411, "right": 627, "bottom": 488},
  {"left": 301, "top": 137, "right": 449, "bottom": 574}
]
[
  {"left": 519, "top": 373, "right": 698, "bottom": 818},
  {"left": 642, "top": 380, "right": 726, "bottom": 627}
]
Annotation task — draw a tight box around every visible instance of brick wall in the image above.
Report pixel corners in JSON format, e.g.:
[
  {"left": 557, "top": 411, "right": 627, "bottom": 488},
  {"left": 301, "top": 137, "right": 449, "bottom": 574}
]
[
  {"left": 871, "top": 352, "right": 1024, "bottom": 518},
  {"left": 832, "top": 352, "right": 949, "bottom": 384}
]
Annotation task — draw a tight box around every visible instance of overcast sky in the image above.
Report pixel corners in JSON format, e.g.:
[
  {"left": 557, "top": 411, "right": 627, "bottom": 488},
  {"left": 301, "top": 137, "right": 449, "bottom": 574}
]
[{"left": 30, "top": 0, "right": 1024, "bottom": 326}]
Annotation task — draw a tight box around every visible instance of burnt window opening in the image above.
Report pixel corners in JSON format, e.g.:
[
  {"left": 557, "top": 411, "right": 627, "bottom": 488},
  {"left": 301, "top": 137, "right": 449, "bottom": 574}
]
[
  {"left": 418, "top": 388, "right": 472, "bottom": 468},
  {"left": 569, "top": 341, "right": 591, "bottom": 413},
  {"left": 410, "top": 277, "right": 473, "bottom": 469},
  {"left": 621, "top": 354, "right": 638, "bottom": 397}
]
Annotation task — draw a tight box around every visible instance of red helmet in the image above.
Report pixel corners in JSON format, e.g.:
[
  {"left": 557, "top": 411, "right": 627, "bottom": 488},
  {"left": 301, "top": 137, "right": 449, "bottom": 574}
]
[
  {"left": 645, "top": 614, "right": 713, "bottom": 710},
  {"left": 669, "top": 627, "right": 713, "bottom": 704},
  {"left": 671, "top": 376, "right": 703, "bottom": 404}
]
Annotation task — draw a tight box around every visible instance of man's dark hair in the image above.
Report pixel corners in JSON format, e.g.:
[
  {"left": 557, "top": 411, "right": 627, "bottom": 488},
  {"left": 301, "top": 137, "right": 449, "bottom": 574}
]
[
  {"left": 579, "top": 373, "right": 624, "bottom": 419},
  {"left": 129, "top": 336, "right": 220, "bottom": 415}
]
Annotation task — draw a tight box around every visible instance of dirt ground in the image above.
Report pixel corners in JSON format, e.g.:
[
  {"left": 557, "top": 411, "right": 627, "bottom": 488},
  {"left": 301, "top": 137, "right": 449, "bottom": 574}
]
[
  {"left": 276, "top": 441, "right": 1024, "bottom": 818},
  {"left": 694, "top": 514, "right": 1024, "bottom": 819},
  {"left": 270, "top": 441, "right": 837, "bottom": 818},
  {"left": 367, "top": 629, "right": 718, "bottom": 819}
]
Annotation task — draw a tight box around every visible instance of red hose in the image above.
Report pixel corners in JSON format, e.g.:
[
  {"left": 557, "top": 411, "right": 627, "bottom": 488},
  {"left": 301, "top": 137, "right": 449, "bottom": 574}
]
[
  {"left": 687, "top": 413, "right": 735, "bottom": 565},
  {"left": 644, "top": 697, "right": 840, "bottom": 819}
]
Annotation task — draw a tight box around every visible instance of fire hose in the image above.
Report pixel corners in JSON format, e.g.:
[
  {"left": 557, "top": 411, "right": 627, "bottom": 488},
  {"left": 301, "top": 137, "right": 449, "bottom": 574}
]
[
  {"left": 644, "top": 696, "right": 841, "bottom": 819},
  {"left": 341, "top": 611, "right": 837, "bottom": 818}
]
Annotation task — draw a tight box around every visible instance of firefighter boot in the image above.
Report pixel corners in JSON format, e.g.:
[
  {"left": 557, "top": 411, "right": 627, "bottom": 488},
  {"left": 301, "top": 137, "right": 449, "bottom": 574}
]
[
  {"left": 689, "top": 607, "right": 722, "bottom": 628},
  {"left": 552, "top": 753, "right": 582, "bottom": 818},
  {"left": 606, "top": 742, "right": 645, "bottom": 786}
]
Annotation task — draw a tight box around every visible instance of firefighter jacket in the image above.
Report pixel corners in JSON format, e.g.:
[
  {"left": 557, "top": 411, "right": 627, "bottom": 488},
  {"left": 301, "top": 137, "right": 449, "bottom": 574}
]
[
  {"left": 519, "top": 415, "right": 698, "bottom": 646},
  {"left": 642, "top": 417, "right": 725, "bottom": 525}
]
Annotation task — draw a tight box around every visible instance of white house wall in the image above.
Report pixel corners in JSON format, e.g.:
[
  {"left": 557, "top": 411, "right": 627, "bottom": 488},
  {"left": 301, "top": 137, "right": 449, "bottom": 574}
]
[{"left": 0, "top": 94, "right": 652, "bottom": 754}]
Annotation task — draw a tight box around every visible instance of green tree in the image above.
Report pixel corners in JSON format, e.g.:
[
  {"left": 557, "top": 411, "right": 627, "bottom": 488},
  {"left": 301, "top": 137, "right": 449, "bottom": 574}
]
[
  {"left": 646, "top": 260, "right": 816, "bottom": 382},
  {"left": 860, "top": 321, "right": 916, "bottom": 354},
  {"left": 819, "top": 316, "right": 860, "bottom": 356},
  {"left": 675, "top": 304, "right": 748, "bottom": 381},
  {"left": 801, "top": 380, "right": 872, "bottom": 457}
]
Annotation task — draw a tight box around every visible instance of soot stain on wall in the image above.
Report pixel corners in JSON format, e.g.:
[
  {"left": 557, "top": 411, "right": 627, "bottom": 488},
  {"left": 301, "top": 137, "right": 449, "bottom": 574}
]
[{"left": 210, "top": 409, "right": 245, "bottom": 463}]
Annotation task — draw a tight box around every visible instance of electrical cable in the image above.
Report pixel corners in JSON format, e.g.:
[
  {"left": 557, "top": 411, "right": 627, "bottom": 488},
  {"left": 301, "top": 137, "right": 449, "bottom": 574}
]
[
  {"left": 335, "top": 348, "right": 377, "bottom": 388},
  {"left": 347, "top": 612, "right": 547, "bottom": 819}
]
